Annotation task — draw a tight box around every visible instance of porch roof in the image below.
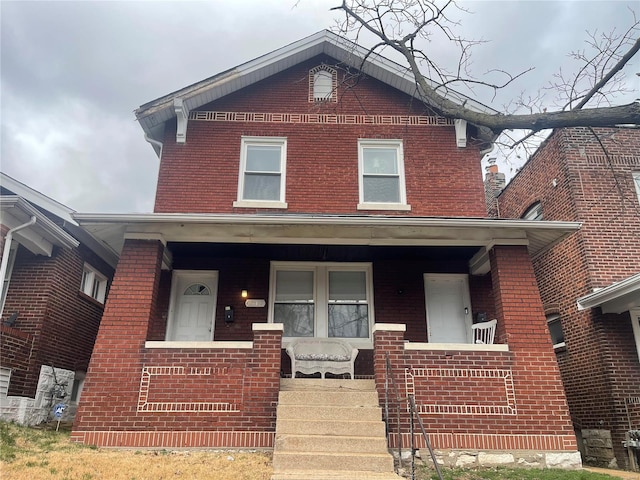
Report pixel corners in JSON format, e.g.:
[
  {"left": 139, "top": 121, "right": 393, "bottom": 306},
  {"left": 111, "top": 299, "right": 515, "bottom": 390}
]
[
  {"left": 73, "top": 212, "right": 580, "bottom": 273},
  {"left": 576, "top": 272, "right": 640, "bottom": 314}
]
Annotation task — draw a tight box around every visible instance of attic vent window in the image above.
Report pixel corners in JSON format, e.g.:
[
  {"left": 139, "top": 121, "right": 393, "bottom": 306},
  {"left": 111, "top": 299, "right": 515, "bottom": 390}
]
[{"left": 309, "top": 66, "right": 337, "bottom": 103}]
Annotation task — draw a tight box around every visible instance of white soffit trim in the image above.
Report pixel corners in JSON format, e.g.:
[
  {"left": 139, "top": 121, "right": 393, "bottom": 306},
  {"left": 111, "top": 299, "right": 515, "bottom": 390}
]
[
  {"left": 1, "top": 196, "right": 79, "bottom": 254},
  {"left": 73, "top": 212, "right": 580, "bottom": 258},
  {"left": 577, "top": 272, "right": 640, "bottom": 314}
]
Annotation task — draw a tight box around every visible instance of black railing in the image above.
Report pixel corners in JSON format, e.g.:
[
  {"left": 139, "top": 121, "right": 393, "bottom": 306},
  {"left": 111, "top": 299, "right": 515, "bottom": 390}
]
[{"left": 385, "top": 353, "right": 444, "bottom": 480}]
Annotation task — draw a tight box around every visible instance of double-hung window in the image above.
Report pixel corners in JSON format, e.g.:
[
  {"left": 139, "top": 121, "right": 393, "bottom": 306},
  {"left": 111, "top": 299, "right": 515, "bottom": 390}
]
[
  {"left": 234, "top": 136, "right": 287, "bottom": 209},
  {"left": 358, "top": 139, "right": 409, "bottom": 211},
  {"left": 80, "top": 263, "right": 108, "bottom": 304},
  {"left": 270, "top": 262, "right": 373, "bottom": 346}
]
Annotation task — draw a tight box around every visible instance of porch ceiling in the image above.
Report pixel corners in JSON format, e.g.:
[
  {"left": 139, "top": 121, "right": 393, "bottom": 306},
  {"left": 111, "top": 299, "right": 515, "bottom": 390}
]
[{"left": 73, "top": 213, "right": 581, "bottom": 271}]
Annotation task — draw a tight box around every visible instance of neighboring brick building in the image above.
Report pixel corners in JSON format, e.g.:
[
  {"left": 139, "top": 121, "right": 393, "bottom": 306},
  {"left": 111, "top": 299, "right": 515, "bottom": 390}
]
[
  {"left": 71, "top": 31, "right": 583, "bottom": 467},
  {"left": 496, "top": 127, "right": 640, "bottom": 470},
  {"left": 0, "top": 173, "right": 116, "bottom": 424}
]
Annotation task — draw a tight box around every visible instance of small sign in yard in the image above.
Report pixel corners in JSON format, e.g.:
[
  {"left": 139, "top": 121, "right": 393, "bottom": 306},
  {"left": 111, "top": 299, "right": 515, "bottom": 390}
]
[{"left": 53, "top": 403, "right": 66, "bottom": 431}]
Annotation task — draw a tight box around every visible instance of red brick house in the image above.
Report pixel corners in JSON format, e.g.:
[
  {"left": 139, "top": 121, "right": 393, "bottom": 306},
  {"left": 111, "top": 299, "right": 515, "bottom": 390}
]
[
  {"left": 496, "top": 127, "right": 640, "bottom": 470},
  {"left": 71, "top": 31, "right": 582, "bottom": 469},
  {"left": 0, "top": 172, "right": 116, "bottom": 424}
]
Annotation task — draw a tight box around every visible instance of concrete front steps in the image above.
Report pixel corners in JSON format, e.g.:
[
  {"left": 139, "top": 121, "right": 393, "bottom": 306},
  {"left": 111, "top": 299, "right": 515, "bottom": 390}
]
[{"left": 271, "top": 378, "right": 403, "bottom": 480}]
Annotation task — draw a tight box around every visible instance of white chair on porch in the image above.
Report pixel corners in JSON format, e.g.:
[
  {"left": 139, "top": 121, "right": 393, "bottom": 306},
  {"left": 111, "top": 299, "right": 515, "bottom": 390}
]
[{"left": 471, "top": 319, "right": 497, "bottom": 344}]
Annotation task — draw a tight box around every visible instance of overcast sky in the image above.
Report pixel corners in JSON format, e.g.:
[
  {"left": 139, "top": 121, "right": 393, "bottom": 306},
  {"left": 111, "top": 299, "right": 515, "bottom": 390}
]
[{"left": 1, "top": 1, "right": 638, "bottom": 213}]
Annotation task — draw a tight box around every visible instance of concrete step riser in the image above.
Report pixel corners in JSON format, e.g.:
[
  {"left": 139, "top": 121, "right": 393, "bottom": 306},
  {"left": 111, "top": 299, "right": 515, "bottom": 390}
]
[
  {"left": 276, "top": 405, "right": 382, "bottom": 422},
  {"left": 275, "top": 419, "right": 386, "bottom": 437},
  {"left": 271, "top": 472, "right": 403, "bottom": 480},
  {"left": 280, "top": 379, "right": 376, "bottom": 392},
  {"left": 278, "top": 390, "right": 379, "bottom": 406},
  {"left": 273, "top": 452, "right": 395, "bottom": 473},
  {"left": 275, "top": 434, "right": 387, "bottom": 453}
]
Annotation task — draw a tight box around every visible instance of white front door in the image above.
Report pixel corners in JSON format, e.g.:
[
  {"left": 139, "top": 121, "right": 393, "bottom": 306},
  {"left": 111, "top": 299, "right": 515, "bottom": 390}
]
[
  {"left": 424, "top": 274, "right": 472, "bottom": 343},
  {"left": 167, "top": 271, "right": 219, "bottom": 341}
]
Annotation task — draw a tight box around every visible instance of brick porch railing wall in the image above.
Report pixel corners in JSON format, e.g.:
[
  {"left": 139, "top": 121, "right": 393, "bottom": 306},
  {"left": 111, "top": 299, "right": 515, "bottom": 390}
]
[
  {"left": 71, "top": 239, "right": 282, "bottom": 448},
  {"left": 373, "top": 245, "right": 577, "bottom": 453}
]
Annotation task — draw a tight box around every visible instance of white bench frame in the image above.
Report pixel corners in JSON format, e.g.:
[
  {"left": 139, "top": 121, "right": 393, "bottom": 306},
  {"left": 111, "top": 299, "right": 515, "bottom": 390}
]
[{"left": 286, "top": 338, "right": 359, "bottom": 379}]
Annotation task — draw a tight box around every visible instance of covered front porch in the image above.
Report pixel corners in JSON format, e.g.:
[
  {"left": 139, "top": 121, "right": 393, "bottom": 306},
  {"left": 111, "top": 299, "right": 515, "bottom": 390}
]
[{"left": 70, "top": 213, "right": 580, "bottom": 461}]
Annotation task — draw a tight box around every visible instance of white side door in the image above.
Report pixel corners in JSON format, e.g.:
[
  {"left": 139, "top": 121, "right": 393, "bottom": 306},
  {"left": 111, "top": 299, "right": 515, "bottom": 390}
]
[
  {"left": 167, "top": 271, "right": 219, "bottom": 341},
  {"left": 424, "top": 274, "right": 472, "bottom": 343}
]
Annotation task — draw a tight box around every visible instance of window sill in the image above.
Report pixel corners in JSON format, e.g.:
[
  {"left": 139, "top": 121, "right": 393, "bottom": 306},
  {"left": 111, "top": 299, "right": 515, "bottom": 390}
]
[
  {"left": 145, "top": 341, "right": 253, "bottom": 349},
  {"left": 78, "top": 291, "right": 105, "bottom": 308},
  {"left": 553, "top": 342, "right": 567, "bottom": 352},
  {"left": 404, "top": 342, "right": 509, "bottom": 352},
  {"left": 357, "top": 203, "right": 411, "bottom": 211},
  {"left": 233, "top": 200, "right": 288, "bottom": 209}
]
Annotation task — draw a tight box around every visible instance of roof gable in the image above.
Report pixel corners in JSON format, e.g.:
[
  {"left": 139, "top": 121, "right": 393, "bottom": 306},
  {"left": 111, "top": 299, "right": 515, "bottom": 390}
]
[{"left": 135, "top": 30, "right": 497, "bottom": 148}]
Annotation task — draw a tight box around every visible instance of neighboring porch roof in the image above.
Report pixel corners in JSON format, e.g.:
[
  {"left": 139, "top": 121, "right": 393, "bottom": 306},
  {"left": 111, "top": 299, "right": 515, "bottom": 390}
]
[
  {"left": 134, "top": 30, "right": 499, "bottom": 153},
  {"left": 0, "top": 196, "right": 79, "bottom": 256},
  {"left": 577, "top": 272, "right": 640, "bottom": 314},
  {"left": 72, "top": 212, "right": 580, "bottom": 273}
]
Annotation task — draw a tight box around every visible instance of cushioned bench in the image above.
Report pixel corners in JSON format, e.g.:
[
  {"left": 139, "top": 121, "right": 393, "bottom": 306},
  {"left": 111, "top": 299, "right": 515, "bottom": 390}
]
[{"left": 286, "top": 338, "right": 359, "bottom": 379}]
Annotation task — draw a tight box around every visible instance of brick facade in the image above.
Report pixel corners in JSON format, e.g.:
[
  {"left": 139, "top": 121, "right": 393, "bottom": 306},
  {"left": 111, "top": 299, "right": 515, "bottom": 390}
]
[
  {"left": 154, "top": 57, "right": 487, "bottom": 218},
  {"left": 497, "top": 127, "right": 640, "bottom": 468},
  {"left": 72, "top": 38, "right": 579, "bottom": 462}
]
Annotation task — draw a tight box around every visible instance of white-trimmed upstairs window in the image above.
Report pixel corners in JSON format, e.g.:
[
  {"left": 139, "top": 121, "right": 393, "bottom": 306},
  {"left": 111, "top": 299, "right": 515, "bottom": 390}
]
[
  {"left": 357, "top": 139, "right": 410, "bottom": 211},
  {"left": 234, "top": 136, "right": 287, "bottom": 209},
  {"left": 633, "top": 172, "right": 640, "bottom": 205},
  {"left": 547, "top": 313, "right": 565, "bottom": 350},
  {"left": 522, "top": 202, "right": 543, "bottom": 220},
  {"left": 80, "top": 263, "right": 108, "bottom": 304},
  {"left": 309, "top": 66, "right": 337, "bottom": 102}
]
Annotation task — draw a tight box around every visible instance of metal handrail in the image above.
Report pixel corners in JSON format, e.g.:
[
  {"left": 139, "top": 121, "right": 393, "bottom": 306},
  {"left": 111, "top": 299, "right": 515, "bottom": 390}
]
[
  {"left": 385, "top": 354, "right": 403, "bottom": 469},
  {"left": 384, "top": 353, "right": 444, "bottom": 480}
]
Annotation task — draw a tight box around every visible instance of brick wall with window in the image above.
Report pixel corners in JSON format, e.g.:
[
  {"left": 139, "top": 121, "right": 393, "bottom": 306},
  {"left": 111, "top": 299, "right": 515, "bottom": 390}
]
[
  {"left": 0, "top": 243, "right": 114, "bottom": 397},
  {"left": 497, "top": 127, "right": 640, "bottom": 468},
  {"left": 154, "top": 56, "right": 487, "bottom": 218}
]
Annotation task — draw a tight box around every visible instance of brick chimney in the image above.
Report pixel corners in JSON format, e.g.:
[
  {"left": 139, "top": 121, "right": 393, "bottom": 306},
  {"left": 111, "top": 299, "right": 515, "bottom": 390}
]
[{"left": 484, "top": 158, "right": 506, "bottom": 218}]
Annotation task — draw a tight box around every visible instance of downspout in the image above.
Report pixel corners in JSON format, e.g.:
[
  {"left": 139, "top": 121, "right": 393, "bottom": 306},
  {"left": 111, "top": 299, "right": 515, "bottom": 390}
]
[
  {"left": 0, "top": 216, "right": 36, "bottom": 318},
  {"left": 144, "top": 134, "right": 163, "bottom": 159}
]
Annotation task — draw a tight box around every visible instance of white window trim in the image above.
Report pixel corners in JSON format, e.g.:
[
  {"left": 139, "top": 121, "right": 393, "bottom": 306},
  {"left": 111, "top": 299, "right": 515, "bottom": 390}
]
[
  {"left": 547, "top": 313, "right": 566, "bottom": 350},
  {"left": 234, "top": 136, "right": 288, "bottom": 209},
  {"left": 631, "top": 308, "right": 640, "bottom": 363},
  {"left": 357, "top": 139, "right": 410, "bottom": 211},
  {"left": 633, "top": 172, "right": 640, "bottom": 205},
  {"left": 522, "top": 202, "right": 543, "bottom": 221},
  {"left": 80, "top": 263, "right": 108, "bottom": 304},
  {"left": 268, "top": 261, "right": 375, "bottom": 348}
]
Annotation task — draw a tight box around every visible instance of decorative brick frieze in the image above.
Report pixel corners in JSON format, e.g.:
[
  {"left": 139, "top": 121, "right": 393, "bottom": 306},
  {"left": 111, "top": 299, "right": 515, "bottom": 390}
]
[{"left": 190, "top": 110, "right": 452, "bottom": 126}]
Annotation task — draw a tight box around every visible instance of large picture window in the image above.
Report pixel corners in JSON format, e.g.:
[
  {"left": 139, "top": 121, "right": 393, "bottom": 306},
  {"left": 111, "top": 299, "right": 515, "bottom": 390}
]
[
  {"left": 358, "top": 139, "right": 409, "bottom": 211},
  {"left": 270, "top": 262, "right": 373, "bottom": 346},
  {"left": 234, "top": 136, "right": 287, "bottom": 209}
]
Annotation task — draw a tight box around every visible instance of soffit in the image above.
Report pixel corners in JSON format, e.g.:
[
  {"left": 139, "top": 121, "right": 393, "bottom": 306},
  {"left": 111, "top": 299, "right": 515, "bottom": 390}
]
[
  {"left": 73, "top": 212, "right": 580, "bottom": 265},
  {"left": 577, "top": 273, "right": 640, "bottom": 314}
]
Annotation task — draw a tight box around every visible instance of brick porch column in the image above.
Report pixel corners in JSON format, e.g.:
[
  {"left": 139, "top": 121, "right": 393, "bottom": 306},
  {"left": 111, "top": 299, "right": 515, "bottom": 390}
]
[
  {"left": 72, "top": 238, "right": 164, "bottom": 437},
  {"left": 247, "top": 323, "right": 283, "bottom": 432},
  {"left": 490, "top": 245, "right": 577, "bottom": 449}
]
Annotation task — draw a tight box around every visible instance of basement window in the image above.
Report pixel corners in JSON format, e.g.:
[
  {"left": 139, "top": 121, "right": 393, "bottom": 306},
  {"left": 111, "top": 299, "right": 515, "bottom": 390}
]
[{"left": 80, "top": 263, "right": 108, "bottom": 304}]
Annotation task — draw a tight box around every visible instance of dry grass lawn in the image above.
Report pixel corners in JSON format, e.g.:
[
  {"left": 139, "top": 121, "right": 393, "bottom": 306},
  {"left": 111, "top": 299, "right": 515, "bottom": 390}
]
[{"left": 1, "top": 421, "right": 272, "bottom": 480}]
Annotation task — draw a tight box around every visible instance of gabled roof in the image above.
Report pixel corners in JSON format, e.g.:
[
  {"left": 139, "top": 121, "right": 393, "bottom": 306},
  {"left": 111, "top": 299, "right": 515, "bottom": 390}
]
[
  {"left": 577, "top": 272, "right": 640, "bottom": 314},
  {"left": 0, "top": 172, "right": 77, "bottom": 226},
  {"left": 135, "top": 30, "right": 498, "bottom": 150}
]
